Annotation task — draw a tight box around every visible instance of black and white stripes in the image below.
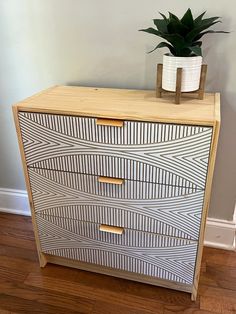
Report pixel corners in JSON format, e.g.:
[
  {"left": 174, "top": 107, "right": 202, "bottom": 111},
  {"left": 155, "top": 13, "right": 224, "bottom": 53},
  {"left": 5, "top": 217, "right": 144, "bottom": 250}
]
[
  {"left": 19, "top": 112, "right": 212, "bottom": 189},
  {"left": 20, "top": 112, "right": 209, "bottom": 145},
  {"left": 36, "top": 215, "right": 197, "bottom": 285},
  {"left": 30, "top": 168, "right": 199, "bottom": 200},
  {"left": 29, "top": 168, "right": 203, "bottom": 240},
  {"left": 18, "top": 111, "right": 213, "bottom": 286}
]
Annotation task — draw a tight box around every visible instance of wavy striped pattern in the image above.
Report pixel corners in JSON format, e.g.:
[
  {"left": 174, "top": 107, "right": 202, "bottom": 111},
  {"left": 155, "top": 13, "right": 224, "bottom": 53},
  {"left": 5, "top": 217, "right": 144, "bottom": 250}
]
[
  {"left": 29, "top": 168, "right": 204, "bottom": 240},
  {"left": 18, "top": 112, "right": 213, "bottom": 189},
  {"left": 19, "top": 112, "right": 209, "bottom": 144},
  {"left": 30, "top": 168, "right": 199, "bottom": 200},
  {"left": 18, "top": 111, "right": 211, "bottom": 286},
  {"left": 36, "top": 215, "right": 197, "bottom": 285}
]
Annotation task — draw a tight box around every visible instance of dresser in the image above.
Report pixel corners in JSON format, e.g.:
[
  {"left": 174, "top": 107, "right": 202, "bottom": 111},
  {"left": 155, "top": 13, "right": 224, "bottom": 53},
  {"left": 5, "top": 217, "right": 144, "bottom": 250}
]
[{"left": 13, "top": 86, "right": 220, "bottom": 300}]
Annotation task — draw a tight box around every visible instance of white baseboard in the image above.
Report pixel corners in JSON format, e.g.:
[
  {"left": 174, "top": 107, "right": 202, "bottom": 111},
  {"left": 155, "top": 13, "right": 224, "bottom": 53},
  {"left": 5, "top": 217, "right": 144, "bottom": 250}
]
[
  {"left": 0, "top": 188, "right": 235, "bottom": 250},
  {"left": 204, "top": 217, "right": 236, "bottom": 251},
  {"left": 0, "top": 188, "right": 31, "bottom": 216}
]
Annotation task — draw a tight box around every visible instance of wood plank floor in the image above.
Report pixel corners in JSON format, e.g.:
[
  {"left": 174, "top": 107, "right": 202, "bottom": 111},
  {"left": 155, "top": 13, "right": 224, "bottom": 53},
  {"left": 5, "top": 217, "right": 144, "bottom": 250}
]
[{"left": 0, "top": 212, "right": 235, "bottom": 314}]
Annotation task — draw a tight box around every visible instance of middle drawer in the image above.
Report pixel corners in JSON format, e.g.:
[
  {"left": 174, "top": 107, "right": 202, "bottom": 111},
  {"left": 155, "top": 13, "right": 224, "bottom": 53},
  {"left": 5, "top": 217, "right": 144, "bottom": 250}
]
[{"left": 28, "top": 167, "right": 204, "bottom": 240}]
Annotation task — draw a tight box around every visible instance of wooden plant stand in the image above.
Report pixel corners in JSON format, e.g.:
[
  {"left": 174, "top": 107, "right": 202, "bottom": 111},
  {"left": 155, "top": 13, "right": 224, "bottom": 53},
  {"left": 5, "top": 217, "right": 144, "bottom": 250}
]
[{"left": 156, "top": 64, "right": 207, "bottom": 104}]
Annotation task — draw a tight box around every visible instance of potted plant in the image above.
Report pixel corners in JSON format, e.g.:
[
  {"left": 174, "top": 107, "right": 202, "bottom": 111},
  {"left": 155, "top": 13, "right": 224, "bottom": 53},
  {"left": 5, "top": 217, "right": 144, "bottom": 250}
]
[{"left": 140, "top": 9, "right": 228, "bottom": 92}]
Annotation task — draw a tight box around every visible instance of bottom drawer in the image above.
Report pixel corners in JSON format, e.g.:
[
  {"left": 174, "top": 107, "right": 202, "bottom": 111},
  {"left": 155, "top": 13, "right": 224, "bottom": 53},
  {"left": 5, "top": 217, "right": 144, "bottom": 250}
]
[{"left": 36, "top": 215, "right": 197, "bottom": 285}]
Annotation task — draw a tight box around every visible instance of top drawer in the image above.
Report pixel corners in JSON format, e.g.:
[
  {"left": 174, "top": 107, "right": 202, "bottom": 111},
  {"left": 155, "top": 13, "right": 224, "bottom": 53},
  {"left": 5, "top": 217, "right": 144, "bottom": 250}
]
[{"left": 18, "top": 112, "right": 213, "bottom": 189}]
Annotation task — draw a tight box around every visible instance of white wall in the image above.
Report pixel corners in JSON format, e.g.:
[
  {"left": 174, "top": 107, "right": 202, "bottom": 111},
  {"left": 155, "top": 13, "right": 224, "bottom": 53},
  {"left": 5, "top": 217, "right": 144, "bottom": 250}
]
[{"left": 0, "top": 0, "right": 235, "bottom": 220}]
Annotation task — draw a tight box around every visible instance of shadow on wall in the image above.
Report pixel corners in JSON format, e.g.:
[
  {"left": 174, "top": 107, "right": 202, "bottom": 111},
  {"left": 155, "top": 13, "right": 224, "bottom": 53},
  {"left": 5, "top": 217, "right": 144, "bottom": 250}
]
[
  {"left": 204, "top": 28, "right": 236, "bottom": 220},
  {"left": 209, "top": 91, "right": 236, "bottom": 220}
]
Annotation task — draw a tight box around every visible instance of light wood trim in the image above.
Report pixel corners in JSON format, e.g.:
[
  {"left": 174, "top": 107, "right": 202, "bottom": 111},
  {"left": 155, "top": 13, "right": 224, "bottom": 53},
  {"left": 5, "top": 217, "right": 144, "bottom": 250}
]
[
  {"left": 99, "top": 224, "right": 124, "bottom": 235},
  {"left": 12, "top": 106, "right": 47, "bottom": 268},
  {"left": 45, "top": 254, "right": 192, "bottom": 294},
  {"left": 191, "top": 93, "right": 221, "bottom": 301},
  {"left": 14, "top": 86, "right": 217, "bottom": 126},
  {"left": 156, "top": 64, "right": 163, "bottom": 98},
  {"left": 98, "top": 176, "right": 124, "bottom": 185},
  {"left": 13, "top": 86, "right": 221, "bottom": 300},
  {"left": 214, "top": 93, "right": 221, "bottom": 122},
  {"left": 175, "top": 68, "right": 182, "bottom": 104},
  {"left": 22, "top": 85, "right": 59, "bottom": 104},
  {"left": 16, "top": 106, "right": 215, "bottom": 126},
  {"left": 96, "top": 118, "right": 124, "bottom": 127},
  {"left": 198, "top": 65, "right": 208, "bottom": 100}
]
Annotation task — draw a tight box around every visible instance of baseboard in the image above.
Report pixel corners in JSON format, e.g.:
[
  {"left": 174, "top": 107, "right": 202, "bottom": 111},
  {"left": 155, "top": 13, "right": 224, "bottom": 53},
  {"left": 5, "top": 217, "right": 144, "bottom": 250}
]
[
  {"left": 0, "top": 188, "right": 235, "bottom": 250},
  {"left": 0, "top": 188, "right": 31, "bottom": 216},
  {"left": 204, "top": 217, "right": 236, "bottom": 251}
]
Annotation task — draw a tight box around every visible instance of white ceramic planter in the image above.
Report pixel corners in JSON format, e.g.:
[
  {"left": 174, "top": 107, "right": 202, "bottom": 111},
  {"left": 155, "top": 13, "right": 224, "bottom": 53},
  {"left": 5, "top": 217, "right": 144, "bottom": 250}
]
[{"left": 162, "top": 54, "right": 203, "bottom": 92}]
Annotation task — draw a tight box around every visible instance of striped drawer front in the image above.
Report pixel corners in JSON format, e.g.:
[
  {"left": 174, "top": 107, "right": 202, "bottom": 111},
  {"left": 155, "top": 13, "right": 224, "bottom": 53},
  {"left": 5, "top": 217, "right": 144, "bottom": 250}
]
[
  {"left": 36, "top": 215, "right": 197, "bottom": 285},
  {"left": 29, "top": 167, "right": 204, "bottom": 240},
  {"left": 19, "top": 112, "right": 213, "bottom": 189}
]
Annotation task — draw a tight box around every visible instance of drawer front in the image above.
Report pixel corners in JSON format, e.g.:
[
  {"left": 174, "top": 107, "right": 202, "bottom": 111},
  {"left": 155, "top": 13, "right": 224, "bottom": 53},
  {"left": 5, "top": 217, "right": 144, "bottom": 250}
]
[
  {"left": 29, "top": 167, "right": 204, "bottom": 240},
  {"left": 19, "top": 112, "right": 212, "bottom": 189},
  {"left": 36, "top": 215, "right": 197, "bottom": 285}
]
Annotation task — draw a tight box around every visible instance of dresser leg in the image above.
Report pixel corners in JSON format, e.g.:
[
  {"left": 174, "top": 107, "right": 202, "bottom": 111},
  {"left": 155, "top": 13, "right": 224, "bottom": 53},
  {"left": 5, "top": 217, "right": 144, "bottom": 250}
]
[
  {"left": 39, "top": 253, "right": 47, "bottom": 268},
  {"left": 191, "top": 287, "right": 197, "bottom": 301}
]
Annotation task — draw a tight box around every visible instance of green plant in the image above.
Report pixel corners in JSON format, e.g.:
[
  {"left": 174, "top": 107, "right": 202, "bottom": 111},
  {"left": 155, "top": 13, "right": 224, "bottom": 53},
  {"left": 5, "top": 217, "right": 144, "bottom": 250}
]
[{"left": 139, "top": 9, "right": 228, "bottom": 57}]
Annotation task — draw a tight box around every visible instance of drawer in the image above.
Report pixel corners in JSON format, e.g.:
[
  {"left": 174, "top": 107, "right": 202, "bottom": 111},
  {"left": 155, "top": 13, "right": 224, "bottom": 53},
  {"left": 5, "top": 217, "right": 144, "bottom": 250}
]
[
  {"left": 36, "top": 215, "right": 197, "bottom": 285},
  {"left": 29, "top": 167, "right": 204, "bottom": 240},
  {"left": 19, "top": 112, "right": 213, "bottom": 189}
]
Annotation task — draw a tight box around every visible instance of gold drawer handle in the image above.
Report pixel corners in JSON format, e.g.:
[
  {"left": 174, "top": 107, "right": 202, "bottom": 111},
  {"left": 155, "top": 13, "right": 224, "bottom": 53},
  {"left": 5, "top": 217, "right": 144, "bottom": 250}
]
[
  {"left": 98, "top": 176, "right": 124, "bottom": 185},
  {"left": 99, "top": 224, "right": 124, "bottom": 235},
  {"left": 96, "top": 118, "right": 124, "bottom": 127}
]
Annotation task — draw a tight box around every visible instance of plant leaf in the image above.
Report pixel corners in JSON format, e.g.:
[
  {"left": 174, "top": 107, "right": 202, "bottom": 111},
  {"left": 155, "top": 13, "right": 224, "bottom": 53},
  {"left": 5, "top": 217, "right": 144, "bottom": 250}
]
[
  {"left": 181, "top": 8, "right": 194, "bottom": 29},
  {"left": 160, "top": 33, "right": 186, "bottom": 47},
  {"left": 192, "top": 41, "right": 202, "bottom": 47},
  {"left": 153, "top": 19, "right": 168, "bottom": 33},
  {"left": 139, "top": 11, "right": 229, "bottom": 57},
  {"left": 189, "top": 46, "right": 202, "bottom": 56},
  {"left": 201, "top": 16, "right": 221, "bottom": 25},
  {"left": 159, "top": 12, "right": 168, "bottom": 21},
  {"left": 168, "top": 12, "right": 180, "bottom": 21},
  {"left": 194, "top": 29, "right": 230, "bottom": 41},
  {"left": 177, "top": 48, "right": 192, "bottom": 57},
  {"left": 167, "top": 19, "right": 189, "bottom": 35},
  {"left": 194, "top": 11, "right": 206, "bottom": 25},
  {"left": 148, "top": 41, "right": 175, "bottom": 54},
  {"left": 186, "top": 20, "right": 221, "bottom": 42},
  {"left": 139, "top": 27, "right": 162, "bottom": 36},
  {"left": 159, "top": 33, "right": 187, "bottom": 55}
]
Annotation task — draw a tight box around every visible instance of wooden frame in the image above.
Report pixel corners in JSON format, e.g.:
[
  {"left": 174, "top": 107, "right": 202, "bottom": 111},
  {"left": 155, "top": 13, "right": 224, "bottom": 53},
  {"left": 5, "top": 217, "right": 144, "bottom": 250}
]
[
  {"left": 190, "top": 93, "right": 220, "bottom": 300},
  {"left": 13, "top": 85, "right": 217, "bottom": 126},
  {"left": 12, "top": 106, "right": 47, "bottom": 268},
  {"left": 12, "top": 86, "right": 220, "bottom": 301},
  {"left": 45, "top": 253, "right": 192, "bottom": 293},
  {"left": 156, "top": 64, "right": 208, "bottom": 104}
]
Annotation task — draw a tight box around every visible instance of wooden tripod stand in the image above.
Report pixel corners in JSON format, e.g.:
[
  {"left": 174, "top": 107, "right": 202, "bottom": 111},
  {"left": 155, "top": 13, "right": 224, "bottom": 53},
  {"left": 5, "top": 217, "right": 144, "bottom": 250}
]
[{"left": 156, "top": 64, "right": 207, "bottom": 104}]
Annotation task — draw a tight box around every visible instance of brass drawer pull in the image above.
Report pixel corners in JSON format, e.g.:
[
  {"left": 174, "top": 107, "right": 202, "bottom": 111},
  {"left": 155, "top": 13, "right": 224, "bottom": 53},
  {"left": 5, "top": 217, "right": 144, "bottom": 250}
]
[
  {"left": 96, "top": 118, "right": 124, "bottom": 127},
  {"left": 98, "top": 176, "right": 124, "bottom": 185},
  {"left": 99, "top": 224, "right": 124, "bottom": 235}
]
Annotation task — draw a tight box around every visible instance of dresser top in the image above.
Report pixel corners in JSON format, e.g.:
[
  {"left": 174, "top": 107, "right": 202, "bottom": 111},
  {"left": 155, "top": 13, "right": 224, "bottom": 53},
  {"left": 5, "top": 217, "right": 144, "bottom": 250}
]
[{"left": 14, "top": 85, "right": 220, "bottom": 126}]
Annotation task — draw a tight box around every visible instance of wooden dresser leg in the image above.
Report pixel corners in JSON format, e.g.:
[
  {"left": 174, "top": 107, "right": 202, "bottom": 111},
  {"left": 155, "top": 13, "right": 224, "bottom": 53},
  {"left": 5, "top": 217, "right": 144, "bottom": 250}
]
[
  {"left": 191, "top": 286, "right": 198, "bottom": 301},
  {"left": 39, "top": 253, "right": 47, "bottom": 268}
]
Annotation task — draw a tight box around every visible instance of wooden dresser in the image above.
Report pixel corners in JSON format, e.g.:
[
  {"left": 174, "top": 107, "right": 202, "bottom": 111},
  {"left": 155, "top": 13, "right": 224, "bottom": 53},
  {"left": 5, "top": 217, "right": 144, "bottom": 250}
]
[{"left": 13, "top": 86, "right": 220, "bottom": 300}]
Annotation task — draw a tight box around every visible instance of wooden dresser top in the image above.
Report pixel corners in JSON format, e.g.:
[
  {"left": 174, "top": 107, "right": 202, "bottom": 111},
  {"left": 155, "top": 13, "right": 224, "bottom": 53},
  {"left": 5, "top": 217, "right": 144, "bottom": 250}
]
[{"left": 14, "top": 85, "right": 220, "bottom": 126}]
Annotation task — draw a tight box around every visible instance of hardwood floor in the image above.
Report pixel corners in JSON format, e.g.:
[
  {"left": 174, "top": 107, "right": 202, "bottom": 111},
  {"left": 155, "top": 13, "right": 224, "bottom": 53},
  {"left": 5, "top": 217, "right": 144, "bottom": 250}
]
[{"left": 0, "top": 212, "right": 235, "bottom": 314}]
